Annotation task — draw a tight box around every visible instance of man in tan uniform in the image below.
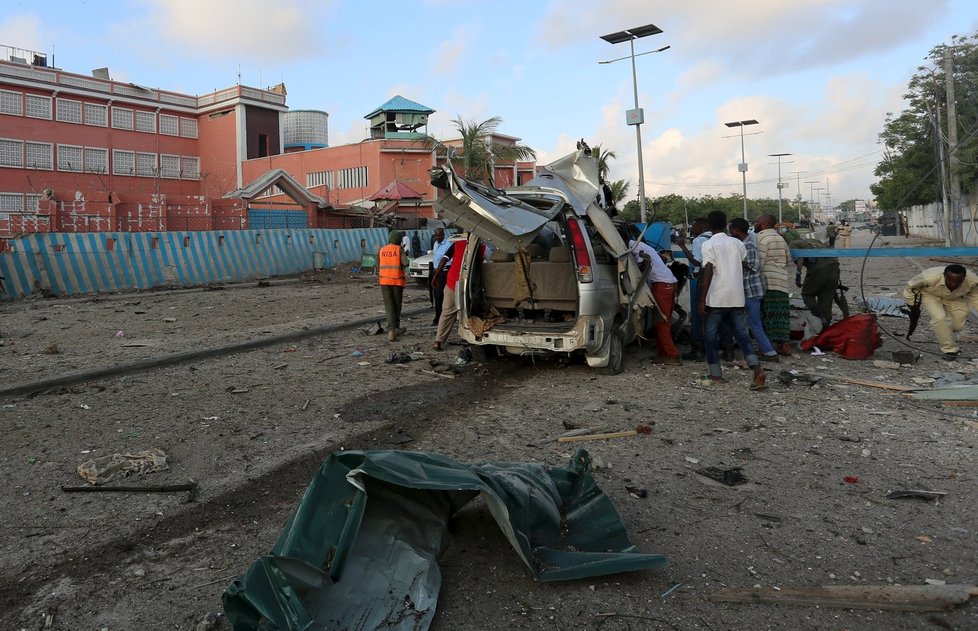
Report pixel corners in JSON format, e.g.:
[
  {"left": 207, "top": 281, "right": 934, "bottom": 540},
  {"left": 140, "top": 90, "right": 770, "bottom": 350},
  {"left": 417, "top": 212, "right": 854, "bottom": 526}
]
[{"left": 904, "top": 264, "right": 978, "bottom": 359}]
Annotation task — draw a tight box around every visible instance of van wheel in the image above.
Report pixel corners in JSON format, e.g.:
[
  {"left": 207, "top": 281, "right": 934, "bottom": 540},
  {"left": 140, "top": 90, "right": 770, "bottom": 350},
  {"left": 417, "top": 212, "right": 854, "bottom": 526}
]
[{"left": 597, "top": 327, "right": 625, "bottom": 375}]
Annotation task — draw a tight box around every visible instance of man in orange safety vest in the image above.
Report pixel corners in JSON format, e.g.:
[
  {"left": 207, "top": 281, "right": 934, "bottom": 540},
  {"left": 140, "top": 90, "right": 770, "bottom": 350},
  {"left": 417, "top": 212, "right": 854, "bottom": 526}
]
[{"left": 378, "top": 230, "right": 409, "bottom": 341}]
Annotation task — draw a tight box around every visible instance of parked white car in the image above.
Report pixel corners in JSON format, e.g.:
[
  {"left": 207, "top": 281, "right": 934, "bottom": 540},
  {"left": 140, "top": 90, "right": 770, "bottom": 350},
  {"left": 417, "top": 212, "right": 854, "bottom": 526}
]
[{"left": 408, "top": 235, "right": 465, "bottom": 285}]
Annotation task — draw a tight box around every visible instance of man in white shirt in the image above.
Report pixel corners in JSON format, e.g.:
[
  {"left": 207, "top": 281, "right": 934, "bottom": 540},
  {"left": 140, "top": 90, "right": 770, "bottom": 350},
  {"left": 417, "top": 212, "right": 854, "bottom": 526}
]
[
  {"left": 629, "top": 236, "right": 680, "bottom": 364},
  {"left": 697, "top": 211, "right": 767, "bottom": 389}
]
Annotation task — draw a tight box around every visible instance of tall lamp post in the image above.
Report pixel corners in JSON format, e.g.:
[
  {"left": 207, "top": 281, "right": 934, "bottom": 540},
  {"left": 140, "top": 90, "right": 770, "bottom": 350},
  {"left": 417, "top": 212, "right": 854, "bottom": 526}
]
[
  {"left": 599, "top": 23, "right": 667, "bottom": 224},
  {"left": 724, "top": 119, "right": 759, "bottom": 218},
  {"left": 769, "top": 153, "right": 792, "bottom": 225}
]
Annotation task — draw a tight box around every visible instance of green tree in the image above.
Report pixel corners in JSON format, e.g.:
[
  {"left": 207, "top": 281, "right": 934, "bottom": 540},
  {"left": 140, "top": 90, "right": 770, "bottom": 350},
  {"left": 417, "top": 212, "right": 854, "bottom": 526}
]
[
  {"left": 609, "top": 179, "right": 630, "bottom": 205},
  {"left": 592, "top": 144, "right": 617, "bottom": 180},
  {"left": 442, "top": 116, "right": 536, "bottom": 187},
  {"left": 872, "top": 32, "right": 978, "bottom": 209}
]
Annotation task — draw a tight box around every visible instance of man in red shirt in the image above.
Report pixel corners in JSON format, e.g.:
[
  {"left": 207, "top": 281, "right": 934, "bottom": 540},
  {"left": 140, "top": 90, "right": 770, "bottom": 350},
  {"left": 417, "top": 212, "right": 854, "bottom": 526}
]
[{"left": 432, "top": 237, "right": 474, "bottom": 350}]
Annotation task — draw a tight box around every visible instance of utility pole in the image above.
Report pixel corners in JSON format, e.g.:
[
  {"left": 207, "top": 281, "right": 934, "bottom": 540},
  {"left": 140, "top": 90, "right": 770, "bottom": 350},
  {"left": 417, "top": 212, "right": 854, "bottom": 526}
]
[
  {"left": 769, "top": 153, "right": 792, "bottom": 225},
  {"left": 945, "top": 47, "right": 962, "bottom": 246},
  {"left": 791, "top": 171, "right": 805, "bottom": 222}
]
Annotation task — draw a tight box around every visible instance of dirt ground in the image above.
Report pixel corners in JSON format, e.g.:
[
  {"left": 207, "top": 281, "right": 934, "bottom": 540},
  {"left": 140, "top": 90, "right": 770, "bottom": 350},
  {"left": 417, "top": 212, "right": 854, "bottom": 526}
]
[{"left": 0, "top": 227, "right": 976, "bottom": 631}]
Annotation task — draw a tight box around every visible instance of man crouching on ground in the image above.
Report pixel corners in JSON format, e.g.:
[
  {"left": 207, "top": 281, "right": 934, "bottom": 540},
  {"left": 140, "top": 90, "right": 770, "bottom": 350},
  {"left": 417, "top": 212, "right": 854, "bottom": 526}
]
[{"left": 904, "top": 264, "right": 978, "bottom": 360}]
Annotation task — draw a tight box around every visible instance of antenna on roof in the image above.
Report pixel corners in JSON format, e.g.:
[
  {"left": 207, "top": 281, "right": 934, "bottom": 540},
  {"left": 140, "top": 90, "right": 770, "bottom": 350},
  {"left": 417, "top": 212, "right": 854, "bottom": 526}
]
[{"left": 237, "top": 63, "right": 241, "bottom": 85}]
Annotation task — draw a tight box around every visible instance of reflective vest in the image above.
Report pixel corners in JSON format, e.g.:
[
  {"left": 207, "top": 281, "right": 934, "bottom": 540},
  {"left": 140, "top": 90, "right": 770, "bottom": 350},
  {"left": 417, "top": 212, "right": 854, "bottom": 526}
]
[{"left": 378, "top": 244, "right": 406, "bottom": 287}]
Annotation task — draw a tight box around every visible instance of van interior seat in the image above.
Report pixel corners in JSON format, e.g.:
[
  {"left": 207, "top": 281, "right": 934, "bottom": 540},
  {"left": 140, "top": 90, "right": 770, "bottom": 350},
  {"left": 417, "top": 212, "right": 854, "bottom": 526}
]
[
  {"left": 490, "top": 249, "right": 515, "bottom": 262},
  {"left": 548, "top": 246, "right": 570, "bottom": 263},
  {"left": 480, "top": 248, "right": 577, "bottom": 311}
]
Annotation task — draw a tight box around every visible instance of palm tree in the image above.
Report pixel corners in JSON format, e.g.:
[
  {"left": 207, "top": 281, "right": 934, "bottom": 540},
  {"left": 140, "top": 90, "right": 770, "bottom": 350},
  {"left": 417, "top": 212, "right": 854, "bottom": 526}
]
[
  {"left": 433, "top": 116, "right": 536, "bottom": 187},
  {"left": 609, "top": 179, "right": 630, "bottom": 206},
  {"left": 592, "top": 144, "right": 617, "bottom": 180}
]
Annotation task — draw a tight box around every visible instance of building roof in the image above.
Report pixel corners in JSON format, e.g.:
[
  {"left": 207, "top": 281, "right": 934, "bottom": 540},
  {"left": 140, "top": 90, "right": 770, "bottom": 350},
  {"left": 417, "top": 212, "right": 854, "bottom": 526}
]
[
  {"left": 225, "top": 169, "right": 326, "bottom": 207},
  {"left": 364, "top": 95, "right": 434, "bottom": 119},
  {"left": 367, "top": 180, "right": 424, "bottom": 201}
]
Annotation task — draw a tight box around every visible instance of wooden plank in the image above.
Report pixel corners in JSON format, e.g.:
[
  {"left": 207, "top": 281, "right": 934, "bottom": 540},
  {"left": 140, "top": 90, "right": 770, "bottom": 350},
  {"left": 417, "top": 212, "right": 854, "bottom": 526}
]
[
  {"left": 710, "top": 584, "right": 978, "bottom": 612},
  {"left": 821, "top": 375, "right": 914, "bottom": 391},
  {"left": 557, "top": 430, "right": 638, "bottom": 443},
  {"left": 942, "top": 400, "right": 978, "bottom": 407}
]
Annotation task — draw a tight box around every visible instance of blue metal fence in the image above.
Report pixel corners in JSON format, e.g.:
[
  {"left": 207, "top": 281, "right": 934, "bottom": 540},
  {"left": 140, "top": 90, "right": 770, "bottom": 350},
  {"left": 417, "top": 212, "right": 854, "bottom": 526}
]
[{"left": 0, "top": 228, "right": 437, "bottom": 300}]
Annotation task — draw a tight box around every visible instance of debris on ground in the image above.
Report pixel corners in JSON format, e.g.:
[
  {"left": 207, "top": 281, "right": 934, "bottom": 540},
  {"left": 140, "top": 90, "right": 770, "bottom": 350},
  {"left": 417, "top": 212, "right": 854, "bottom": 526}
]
[
  {"left": 61, "top": 481, "right": 199, "bottom": 502},
  {"left": 557, "top": 430, "right": 639, "bottom": 443},
  {"left": 776, "top": 370, "right": 822, "bottom": 387},
  {"left": 885, "top": 489, "right": 947, "bottom": 501},
  {"left": 624, "top": 484, "right": 647, "bottom": 498},
  {"left": 709, "top": 584, "right": 978, "bottom": 612},
  {"left": 360, "top": 322, "right": 383, "bottom": 336},
  {"left": 76, "top": 448, "right": 168, "bottom": 484},
  {"left": 223, "top": 449, "right": 667, "bottom": 630},
  {"left": 43, "top": 343, "right": 60, "bottom": 354},
  {"left": 384, "top": 351, "right": 412, "bottom": 364},
  {"left": 694, "top": 466, "right": 748, "bottom": 486}
]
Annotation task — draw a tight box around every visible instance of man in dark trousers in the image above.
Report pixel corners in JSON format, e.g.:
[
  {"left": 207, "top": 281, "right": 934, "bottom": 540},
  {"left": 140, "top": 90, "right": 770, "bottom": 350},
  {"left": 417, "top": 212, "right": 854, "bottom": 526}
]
[
  {"left": 697, "top": 211, "right": 767, "bottom": 390},
  {"left": 790, "top": 236, "right": 841, "bottom": 329}
]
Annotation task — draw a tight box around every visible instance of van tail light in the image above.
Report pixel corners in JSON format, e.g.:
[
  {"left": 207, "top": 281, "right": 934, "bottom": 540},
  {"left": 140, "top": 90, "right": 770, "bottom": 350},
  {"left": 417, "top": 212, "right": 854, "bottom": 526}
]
[{"left": 566, "top": 219, "right": 593, "bottom": 283}]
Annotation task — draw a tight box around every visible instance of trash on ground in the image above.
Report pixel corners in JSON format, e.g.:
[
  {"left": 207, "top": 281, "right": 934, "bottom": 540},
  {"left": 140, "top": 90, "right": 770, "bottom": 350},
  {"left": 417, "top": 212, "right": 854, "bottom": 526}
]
[
  {"left": 624, "top": 484, "right": 647, "bottom": 498},
  {"left": 843, "top": 476, "right": 860, "bottom": 484},
  {"left": 351, "top": 350, "right": 365, "bottom": 357},
  {"left": 775, "top": 371, "right": 821, "bottom": 387},
  {"left": 43, "top": 343, "right": 60, "bottom": 354},
  {"left": 635, "top": 424, "right": 652, "bottom": 434},
  {"left": 694, "top": 466, "right": 748, "bottom": 486},
  {"left": 384, "top": 351, "right": 412, "bottom": 364},
  {"left": 360, "top": 322, "right": 383, "bottom": 336},
  {"left": 873, "top": 359, "right": 902, "bottom": 370},
  {"left": 709, "top": 584, "right": 978, "bottom": 612},
  {"left": 223, "top": 448, "right": 667, "bottom": 630},
  {"left": 911, "top": 385, "right": 978, "bottom": 400},
  {"left": 886, "top": 489, "right": 947, "bottom": 501},
  {"left": 454, "top": 347, "right": 473, "bottom": 366},
  {"left": 61, "top": 481, "right": 198, "bottom": 502},
  {"left": 892, "top": 350, "right": 919, "bottom": 364},
  {"left": 77, "top": 448, "right": 168, "bottom": 485},
  {"left": 388, "top": 429, "right": 412, "bottom": 445},
  {"left": 556, "top": 430, "right": 638, "bottom": 443}
]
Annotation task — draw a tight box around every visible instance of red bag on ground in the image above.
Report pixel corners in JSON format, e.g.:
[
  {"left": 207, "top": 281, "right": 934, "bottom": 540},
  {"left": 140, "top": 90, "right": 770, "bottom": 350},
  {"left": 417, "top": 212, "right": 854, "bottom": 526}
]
[{"left": 799, "top": 313, "right": 882, "bottom": 359}]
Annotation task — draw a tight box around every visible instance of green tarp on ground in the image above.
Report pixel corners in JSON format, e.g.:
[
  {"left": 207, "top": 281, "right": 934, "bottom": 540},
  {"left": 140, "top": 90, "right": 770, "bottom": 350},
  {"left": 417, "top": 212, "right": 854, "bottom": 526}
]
[{"left": 223, "top": 448, "right": 667, "bottom": 630}]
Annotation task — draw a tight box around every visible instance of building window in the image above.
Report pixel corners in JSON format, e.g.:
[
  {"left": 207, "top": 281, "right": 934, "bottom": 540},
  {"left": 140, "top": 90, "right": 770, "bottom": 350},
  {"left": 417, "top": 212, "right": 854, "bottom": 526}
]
[
  {"left": 84, "top": 102, "right": 107, "bottom": 127},
  {"left": 57, "top": 144, "right": 83, "bottom": 172},
  {"left": 84, "top": 147, "right": 108, "bottom": 174},
  {"left": 0, "top": 89, "right": 22, "bottom": 116},
  {"left": 25, "top": 94, "right": 52, "bottom": 120},
  {"left": 25, "top": 142, "right": 53, "bottom": 170},
  {"left": 336, "top": 166, "right": 368, "bottom": 189},
  {"left": 135, "top": 110, "right": 157, "bottom": 133},
  {"left": 0, "top": 192, "right": 24, "bottom": 213},
  {"left": 0, "top": 139, "right": 24, "bottom": 168},
  {"left": 160, "top": 114, "right": 179, "bottom": 136},
  {"left": 258, "top": 134, "right": 269, "bottom": 158},
  {"left": 113, "top": 150, "right": 135, "bottom": 176},
  {"left": 306, "top": 171, "right": 332, "bottom": 188},
  {"left": 111, "top": 106, "right": 134, "bottom": 130},
  {"left": 56, "top": 98, "right": 82, "bottom": 123},
  {"left": 136, "top": 152, "right": 157, "bottom": 177},
  {"left": 160, "top": 154, "right": 180, "bottom": 179},
  {"left": 181, "top": 156, "right": 200, "bottom": 180},
  {"left": 26, "top": 193, "right": 41, "bottom": 212},
  {"left": 179, "top": 117, "right": 198, "bottom": 138}
]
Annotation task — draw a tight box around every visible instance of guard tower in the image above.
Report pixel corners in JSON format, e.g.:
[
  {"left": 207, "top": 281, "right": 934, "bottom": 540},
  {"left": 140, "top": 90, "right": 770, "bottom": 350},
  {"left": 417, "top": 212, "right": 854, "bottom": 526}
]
[{"left": 364, "top": 95, "right": 433, "bottom": 140}]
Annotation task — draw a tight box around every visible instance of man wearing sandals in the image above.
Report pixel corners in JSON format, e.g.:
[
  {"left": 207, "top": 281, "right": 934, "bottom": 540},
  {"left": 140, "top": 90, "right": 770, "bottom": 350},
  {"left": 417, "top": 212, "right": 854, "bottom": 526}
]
[{"left": 696, "top": 211, "right": 767, "bottom": 390}]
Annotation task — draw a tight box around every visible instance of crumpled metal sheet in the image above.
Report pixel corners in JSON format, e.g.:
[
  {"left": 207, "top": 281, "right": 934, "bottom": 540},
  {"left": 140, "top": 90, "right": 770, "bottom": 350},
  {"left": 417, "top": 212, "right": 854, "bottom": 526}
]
[
  {"left": 223, "top": 448, "right": 667, "bottom": 630},
  {"left": 859, "top": 296, "right": 910, "bottom": 318}
]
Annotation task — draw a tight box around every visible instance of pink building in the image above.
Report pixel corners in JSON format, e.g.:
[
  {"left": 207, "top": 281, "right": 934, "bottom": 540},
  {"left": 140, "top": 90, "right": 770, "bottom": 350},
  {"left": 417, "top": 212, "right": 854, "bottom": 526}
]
[{"left": 0, "top": 48, "right": 536, "bottom": 237}]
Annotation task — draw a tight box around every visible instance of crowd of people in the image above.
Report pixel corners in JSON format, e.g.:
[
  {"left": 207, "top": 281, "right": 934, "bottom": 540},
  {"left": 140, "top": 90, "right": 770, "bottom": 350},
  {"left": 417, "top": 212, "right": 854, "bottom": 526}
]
[{"left": 377, "top": 213, "right": 978, "bottom": 376}]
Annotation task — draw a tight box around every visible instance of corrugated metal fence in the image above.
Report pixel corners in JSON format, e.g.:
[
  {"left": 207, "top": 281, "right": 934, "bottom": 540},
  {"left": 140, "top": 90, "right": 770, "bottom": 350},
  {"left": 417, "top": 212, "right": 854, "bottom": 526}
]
[{"left": 0, "top": 228, "right": 437, "bottom": 300}]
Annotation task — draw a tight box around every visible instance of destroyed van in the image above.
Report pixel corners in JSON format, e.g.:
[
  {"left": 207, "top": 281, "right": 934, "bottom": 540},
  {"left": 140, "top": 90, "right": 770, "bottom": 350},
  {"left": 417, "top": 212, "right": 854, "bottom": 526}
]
[{"left": 428, "top": 148, "right": 662, "bottom": 374}]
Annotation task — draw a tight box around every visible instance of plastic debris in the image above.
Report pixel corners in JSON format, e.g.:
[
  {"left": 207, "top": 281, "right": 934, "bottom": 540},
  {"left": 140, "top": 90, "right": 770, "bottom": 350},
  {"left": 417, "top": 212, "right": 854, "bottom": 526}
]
[{"left": 224, "top": 449, "right": 667, "bottom": 630}]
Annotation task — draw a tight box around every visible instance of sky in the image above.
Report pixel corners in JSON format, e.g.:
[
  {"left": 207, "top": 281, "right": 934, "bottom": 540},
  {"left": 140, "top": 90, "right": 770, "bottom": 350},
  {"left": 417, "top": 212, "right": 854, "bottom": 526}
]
[{"left": 3, "top": 0, "right": 976, "bottom": 208}]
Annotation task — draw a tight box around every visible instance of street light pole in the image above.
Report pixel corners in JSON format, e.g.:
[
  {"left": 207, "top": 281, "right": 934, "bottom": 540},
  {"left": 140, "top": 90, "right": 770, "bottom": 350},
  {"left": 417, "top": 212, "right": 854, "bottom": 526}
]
[
  {"left": 769, "top": 153, "right": 792, "bottom": 225},
  {"left": 724, "top": 119, "right": 759, "bottom": 218},
  {"left": 600, "top": 24, "right": 667, "bottom": 225}
]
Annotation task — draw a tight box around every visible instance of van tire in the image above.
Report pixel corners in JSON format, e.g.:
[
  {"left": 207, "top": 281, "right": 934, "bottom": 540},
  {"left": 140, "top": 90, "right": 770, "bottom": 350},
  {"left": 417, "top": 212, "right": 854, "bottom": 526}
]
[{"left": 597, "top": 327, "right": 625, "bottom": 375}]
